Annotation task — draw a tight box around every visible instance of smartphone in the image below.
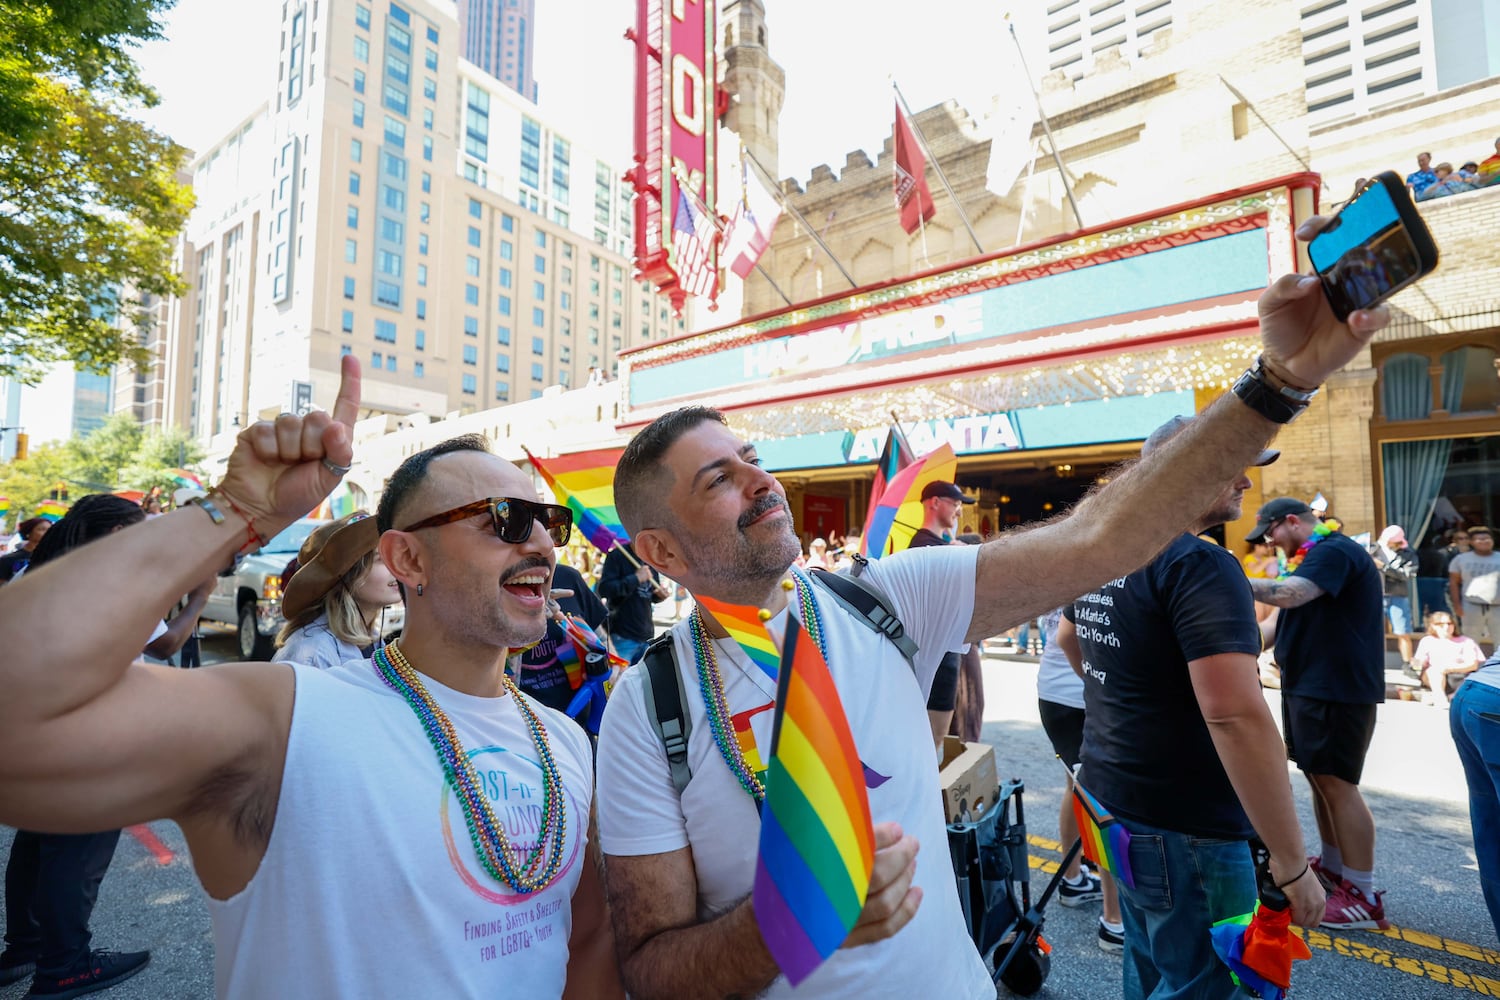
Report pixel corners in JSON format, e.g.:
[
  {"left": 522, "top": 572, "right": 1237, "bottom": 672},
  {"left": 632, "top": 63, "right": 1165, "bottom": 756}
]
[{"left": 1308, "top": 171, "right": 1440, "bottom": 321}]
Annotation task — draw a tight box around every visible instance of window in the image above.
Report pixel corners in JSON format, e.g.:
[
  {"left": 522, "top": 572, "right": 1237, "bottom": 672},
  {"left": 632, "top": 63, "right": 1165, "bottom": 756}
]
[
  {"left": 464, "top": 316, "right": 479, "bottom": 336},
  {"left": 419, "top": 202, "right": 430, "bottom": 222},
  {"left": 415, "top": 329, "right": 426, "bottom": 350},
  {"left": 416, "top": 264, "right": 427, "bottom": 286},
  {"left": 375, "top": 280, "right": 401, "bottom": 307},
  {"left": 379, "top": 217, "right": 404, "bottom": 242},
  {"left": 561, "top": 243, "right": 573, "bottom": 261},
  {"left": 535, "top": 231, "right": 547, "bottom": 248},
  {"left": 354, "top": 36, "right": 369, "bottom": 62},
  {"left": 531, "top": 363, "right": 544, "bottom": 381},
  {"left": 341, "top": 310, "right": 354, "bottom": 332},
  {"left": 498, "top": 296, "right": 512, "bottom": 316},
  {"left": 414, "top": 361, "right": 424, "bottom": 377},
  {"left": 348, "top": 171, "right": 361, "bottom": 194},
  {"left": 520, "top": 116, "right": 541, "bottom": 189},
  {"left": 371, "top": 350, "right": 383, "bottom": 368},
  {"left": 588, "top": 326, "right": 599, "bottom": 344},
  {"left": 493, "top": 351, "right": 513, "bottom": 374},
  {"left": 590, "top": 254, "right": 600, "bottom": 272},
  {"left": 346, "top": 205, "right": 359, "bottom": 228},
  {"left": 375, "top": 318, "right": 397, "bottom": 343},
  {"left": 497, "top": 325, "right": 511, "bottom": 345},
  {"left": 385, "top": 53, "right": 410, "bottom": 84},
  {"left": 383, "top": 83, "right": 408, "bottom": 116},
  {"left": 343, "top": 277, "right": 355, "bottom": 299},
  {"left": 495, "top": 380, "right": 509, "bottom": 401},
  {"left": 355, "top": 4, "right": 370, "bottom": 28},
  {"left": 416, "top": 298, "right": 426, "bottom": 319},
  {"left": 559, "top": 344, "right": 571, "bottom": 363},
  {"left": 344, "top": 239, "right": 357, "bottom": 263},
  {"left": 377, "top": 250, "right": 402, "bottom": 277},
  {"left": 551, "top": 136, "right": 570, "bottom": 203},
  {"left": 425, "top": 48, "right": 437, "bottom": 70},
  {"left": 465, "top": 284, "right": 479, "bottom": 305},
  {"left": 502, "top": 214, "right": 515, "bottom": 233},
  {"left": 532, "top": 336, "right": 545, "bottom": 355},
  {"left": 499, "top": 268, "right": 512, "bottom": 288},
  {"left": 468, "top": 197, "right": 483, "bottom": 219},
  {"left": 352, "top": 99, "right": 365, "bottom": 127},
  {"left": 341, "top": 344, "right": 353, "bottom": 357},
  {"left": 422, "top": 108, "right": 433, "bottom": 130},
  {"left": 611, "top": 288, "right": 622, "bottom": 305},
  {"left": 422, "top": 136, "right": 433, "bottom": 162},
  {"left": 389, "top": 2, "right": 410, "bottom": 25},
  {"left": 533, "top": 254, "right": 546, "bottom": 274},
  {"left": 353, "top": 69, "right": 365, "bottom": 94},
  {"left": 561, "top": 265, "right": 572, "bottom": 284},
  {"left": 533, "top": 307, "right": 545, "bottom": 326},
  {"left": 381, "top": 186, "right": 405, "bottom": 211},
  {"left": 465, "top": 255, "right": 481, "bottom": 277},
  {"left": 533, "top": 280, "right": 546, "bottom": 300},
  {"left": 463, "top": 345, "right": 478, "bottom": 365},
  {"left": 382, "top": 152, "right": 406, "bottom": 179},
  {"left": 560, "top": 292, "right": 572, "bottom": 311},
  {"left": 464, "top": 83, "right": 489, "bottom": 162},
  {"left": 350, "top": 138, "right": 362, "bottom": 162},
  {"left": 467, "top": 226, "right": 482, "bottom": 247},
  {"left": 462, "top": 373, "right": 477, "bottom": 394},
  {"left": 420, "top": 171, "right": 431, "bottom": 193},
  {"left": 423, "top": 77, "right": 436, "bottom": 100},
  {"left": 500, "top": 240, "right": 514, "bottom": 261},
  {"left": 384, "top": 116, "right": 406, "bottom": 148},
  {"left": 417, "top": 232, "right": 428, "bottom": 255},
  {"left": 387, "top": 21, "right": 411, "bottom": 53}
]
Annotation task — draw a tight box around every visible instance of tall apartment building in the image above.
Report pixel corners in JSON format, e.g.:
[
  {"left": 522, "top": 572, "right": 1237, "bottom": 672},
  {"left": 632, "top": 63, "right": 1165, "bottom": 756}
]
[
  {"left": 1043, "top": 0, "right": 1499, "bottom": 126},
  {"left": 456, "top": 0, "right": 537, "bottom": 101},
  {"left": 172, "top": 0, "right": 676, "bottom": 455}
]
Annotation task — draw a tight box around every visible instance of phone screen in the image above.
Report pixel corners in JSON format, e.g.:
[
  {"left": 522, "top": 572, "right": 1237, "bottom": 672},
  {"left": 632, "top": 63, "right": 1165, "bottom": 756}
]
[{"left": 1309, "top": 180, "right": 1425, "bottom": 312}]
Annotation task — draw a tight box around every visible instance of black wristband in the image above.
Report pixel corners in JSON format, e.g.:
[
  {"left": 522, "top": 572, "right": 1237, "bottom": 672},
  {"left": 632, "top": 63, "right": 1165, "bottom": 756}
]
[
  {"left": 1232, "top": 362, "right": 1314, "bottom": 424},
  {"left": 1275, "top": 862, "right": 1310, "bottom": 889}
]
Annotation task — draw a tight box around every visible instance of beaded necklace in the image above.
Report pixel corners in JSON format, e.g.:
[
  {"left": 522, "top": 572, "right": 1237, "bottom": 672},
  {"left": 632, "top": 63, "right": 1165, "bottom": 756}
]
[
  {"left": 689, "top": 570, "right": 826, "bottom": 804},
  {"left": 1278, "top": 518, "right": 1341, "bottom": 579},
  {"left": 372, "top": 641, "right": 567, "bottom": 894}
]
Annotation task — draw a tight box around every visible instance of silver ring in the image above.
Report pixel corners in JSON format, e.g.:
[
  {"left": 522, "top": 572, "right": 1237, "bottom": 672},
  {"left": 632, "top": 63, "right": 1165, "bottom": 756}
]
[{"left": 321, "top": 458, "right": 352, "bottom": 476}]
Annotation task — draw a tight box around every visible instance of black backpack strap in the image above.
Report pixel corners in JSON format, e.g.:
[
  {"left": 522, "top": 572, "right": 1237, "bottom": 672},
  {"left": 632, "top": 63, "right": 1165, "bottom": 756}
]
[
  {"left": 809, "top": 559, "right": 920, "bottom": 670},
  {"left": 639, "top": 632, "right": 693, "bottom": 796}
]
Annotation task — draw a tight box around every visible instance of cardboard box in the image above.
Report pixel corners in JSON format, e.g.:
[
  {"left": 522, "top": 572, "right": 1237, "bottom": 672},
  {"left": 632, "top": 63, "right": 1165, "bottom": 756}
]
[{"left": 939, "top": 736, "right": 998, "bottom": 824}]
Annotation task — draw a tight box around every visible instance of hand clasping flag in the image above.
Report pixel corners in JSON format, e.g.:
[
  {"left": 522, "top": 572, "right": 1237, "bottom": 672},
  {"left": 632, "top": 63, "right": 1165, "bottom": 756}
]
[
  {"left": 522, "top": 447, "right": 629, "bottom": 555},
  {"left": 861, "top": 444, "right": 957, "bottom": 558},
  {"left": 751, "top": 610, "right": 875, "bottom": 986}
]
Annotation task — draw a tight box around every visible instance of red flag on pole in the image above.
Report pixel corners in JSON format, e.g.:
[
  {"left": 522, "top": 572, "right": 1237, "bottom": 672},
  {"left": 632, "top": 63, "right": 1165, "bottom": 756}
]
[{"left": 893, "top": 102, "right": 936, "bottom": 234}]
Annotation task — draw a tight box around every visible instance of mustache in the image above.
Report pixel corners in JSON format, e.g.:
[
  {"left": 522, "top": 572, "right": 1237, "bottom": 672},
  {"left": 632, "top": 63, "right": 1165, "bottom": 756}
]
[
  {"left": 500, "top": 556, "right": 554, "bottom": 585},
  {"left": 738, "top": 494, "right": 786, "bottom": 530}
]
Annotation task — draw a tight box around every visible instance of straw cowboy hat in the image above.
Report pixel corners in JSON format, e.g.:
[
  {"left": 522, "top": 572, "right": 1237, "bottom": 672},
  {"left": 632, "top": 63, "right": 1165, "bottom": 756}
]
[{"left": 280, "top": 512, "right": 380, "bottom": 619}]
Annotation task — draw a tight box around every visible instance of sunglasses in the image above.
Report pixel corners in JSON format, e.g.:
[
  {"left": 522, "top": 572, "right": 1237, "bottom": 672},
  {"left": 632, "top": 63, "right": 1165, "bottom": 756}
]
[{"left": 400, "top": 497, "right": 573, "bottom": 547}]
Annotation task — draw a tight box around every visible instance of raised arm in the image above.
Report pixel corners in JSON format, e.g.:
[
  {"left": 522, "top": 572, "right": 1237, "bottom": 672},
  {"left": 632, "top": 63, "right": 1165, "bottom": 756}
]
[
  {"left": 966, "top": 233, "right": 1386, "bottom": 644},
  {"left": 0, "top": 357, "right": 362, "bottom": 882}
]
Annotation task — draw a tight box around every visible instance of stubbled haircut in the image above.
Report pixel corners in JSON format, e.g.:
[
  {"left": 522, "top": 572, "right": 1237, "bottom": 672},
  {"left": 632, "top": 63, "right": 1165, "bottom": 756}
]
[
  {"left": 28, "top": 495, "right": 145, "bottom": 570},
  {"left": 615, "top": 406, "right": 727, "bottom": 537},
  {"left": 376, "top": 433, "right": 492, "bottom": 533}
]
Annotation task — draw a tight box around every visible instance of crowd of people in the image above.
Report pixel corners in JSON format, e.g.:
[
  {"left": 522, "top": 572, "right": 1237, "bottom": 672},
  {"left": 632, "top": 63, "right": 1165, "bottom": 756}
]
[
  {"left": 0, "top": 226, "right": 1495, "bottom": 1000},
  {"left": 1405, "top": 142, "right": 1500, "bottom": 202}
]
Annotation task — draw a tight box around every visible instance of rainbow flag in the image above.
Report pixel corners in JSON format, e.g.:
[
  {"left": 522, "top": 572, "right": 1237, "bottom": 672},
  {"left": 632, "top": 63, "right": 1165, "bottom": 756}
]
[
  {"left": 860, "top": 444, "right": 957, "bottom": 558},
  {"left": 858, "top": 424, "right": 913, "bottom": 556},
  {"left": 694, "top": 592, "right": 781, "bottom": 682},
  {"left": 1071, "top": 782, "right": 1135, "bottom": 890},
  {"left": 754, "top": 614, "right": 875, "bottom": 986},
  {"left": 35, "top": 500, "right": 69, "bottom": 523},
  {"left": 0, "top": 497, "right": 10, "bottom": 518},
  {"left": 522, "top": 446, "right": 629, "bottom": 555},
  {"left": 167, "top": 468, "right": 204, "bottom": 490},
  {"left": 558, "top": 613, "right": 628, "bottom": 688}
]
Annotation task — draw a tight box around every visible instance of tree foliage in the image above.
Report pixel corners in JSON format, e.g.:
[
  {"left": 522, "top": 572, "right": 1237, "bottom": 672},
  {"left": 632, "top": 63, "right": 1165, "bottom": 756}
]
[
  {"left": 0, "top": 0, "right": 194, "bottom": 383},
  {"left": 0, "top": 413, "right": 207, "bottom": 520}
]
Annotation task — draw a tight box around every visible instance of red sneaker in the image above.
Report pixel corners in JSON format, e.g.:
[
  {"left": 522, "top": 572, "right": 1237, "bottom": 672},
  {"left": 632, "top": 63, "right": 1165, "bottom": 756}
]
[
  {"left": 1308, "top": 855, "right": 1341, "bottom": 893},
  {"left": 1321, "top": 882, "right": 1389, "bottom": 930}
]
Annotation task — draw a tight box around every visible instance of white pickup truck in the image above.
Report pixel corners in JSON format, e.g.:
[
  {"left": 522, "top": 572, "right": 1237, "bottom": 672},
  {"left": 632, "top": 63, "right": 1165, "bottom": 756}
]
[{"left": 200, "top": 518, "right": 328, "bottom": 660}]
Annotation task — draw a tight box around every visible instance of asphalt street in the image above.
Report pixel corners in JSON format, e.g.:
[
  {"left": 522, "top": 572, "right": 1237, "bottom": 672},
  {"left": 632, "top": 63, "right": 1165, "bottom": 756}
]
[{"left": 1, "top": 629, "right": 1494, "bottom": 998}]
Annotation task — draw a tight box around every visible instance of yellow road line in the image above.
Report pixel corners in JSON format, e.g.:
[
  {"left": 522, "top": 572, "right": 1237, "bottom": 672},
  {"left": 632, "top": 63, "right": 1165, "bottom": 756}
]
[{"left": 1374, "top": 926, "right": 1500, "bottom": 967}]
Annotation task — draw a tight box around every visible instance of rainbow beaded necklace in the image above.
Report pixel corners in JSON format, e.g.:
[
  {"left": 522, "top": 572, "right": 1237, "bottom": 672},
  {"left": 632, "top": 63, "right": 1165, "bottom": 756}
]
[
  {"left": 688, "top": 570, "right": 826, "bottom": 804},
  {"left": 1278, "top": 518, "right": 1341, "bottom": 579},
  {"left": 372, "top": 641, "right": 567, "bottom": 894}
]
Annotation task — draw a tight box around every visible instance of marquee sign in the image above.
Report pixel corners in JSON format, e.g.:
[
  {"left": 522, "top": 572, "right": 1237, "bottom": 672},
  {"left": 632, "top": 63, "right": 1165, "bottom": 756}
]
[{"left": 628, "top": 0, "right": 718, "bottom": 310}]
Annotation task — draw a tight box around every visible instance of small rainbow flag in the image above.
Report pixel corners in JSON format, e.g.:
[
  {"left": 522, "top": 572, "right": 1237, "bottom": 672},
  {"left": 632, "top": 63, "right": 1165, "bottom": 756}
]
[
  {"left": 558, "top": 613, "right": 627, "bottom": 689},
  {"left": 167, "top": 468, "right": 204, "bottom": 490},
  {"left": 0, "top": 497, "right": 10, "bottom": 517},
  {"left": 694, "top": 592, "right": 781, "bottom": 682},
  {"left": 522, "top": 446, "right": 629, "bottom": 555},
  {"left": 35, "top": 500, "right": 69, "bottom": 523},
  {"left": 1071, "top": 782, "right": 1135, "bottom": 890},
  {"left": 858, "top": 425, "right": 913, "bottom": 558},
  {"left": 860, "top": 444, "right": 958, "bottom": 558},
  {"left": 754, "top": 614, "right": 875, "bottom": 986}
]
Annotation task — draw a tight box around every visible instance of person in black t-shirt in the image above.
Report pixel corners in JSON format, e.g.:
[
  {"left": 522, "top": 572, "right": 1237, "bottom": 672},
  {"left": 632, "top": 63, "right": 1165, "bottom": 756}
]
[
  {"left": 0, "top": 518, "right": 50, "bottom": 583},
  {"left": 596, "top": 543, "right": 667, "bottom": 664},
  {"left": 907, "top": 480, "right": 976, "bottom": 756},
  {"left": 517, "top": 562, "right": 611, "bottom": 722},
  {"left": 1058, "top": 416, "right": 1322, "bottom": 1000},
  {"left": 1248, "top": 497, "right": 1387, "bottom": 931}
]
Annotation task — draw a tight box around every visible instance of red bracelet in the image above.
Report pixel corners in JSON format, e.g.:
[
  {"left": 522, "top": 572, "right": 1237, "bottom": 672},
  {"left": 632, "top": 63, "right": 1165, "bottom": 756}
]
[{"left": 211, "top": 490, "right": 269, "bottom": 556}]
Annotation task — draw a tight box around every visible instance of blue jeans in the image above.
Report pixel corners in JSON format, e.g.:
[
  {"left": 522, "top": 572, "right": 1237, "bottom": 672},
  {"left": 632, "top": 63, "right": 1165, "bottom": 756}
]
[
  {"left": 613, "top": 634, "right": 649, "bottom": 665},
  {"left": 1385, "top": 595, "right": 1412, "bottom": 635},
  {"left": 1114, "top": 817, "right": 1257, "bottom": 1000},
  {"left": 1450, "top": 678, "right": 1500, "bottom": 942}
]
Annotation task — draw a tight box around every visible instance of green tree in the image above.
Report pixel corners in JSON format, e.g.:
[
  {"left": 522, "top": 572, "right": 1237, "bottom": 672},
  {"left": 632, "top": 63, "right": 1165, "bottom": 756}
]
[
  {"left": 61, "top": 412, "right": 142, "bottom": 489},
  {"left": 0, "top": 0, "right": 194, "bottom": 383},
  {"left": 121, "top": 422, "right": 206, "bottom": 495}
]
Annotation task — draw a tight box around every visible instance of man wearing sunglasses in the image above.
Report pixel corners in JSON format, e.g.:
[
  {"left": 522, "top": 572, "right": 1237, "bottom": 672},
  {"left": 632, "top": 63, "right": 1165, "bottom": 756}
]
[
  {"left": 594, "top": 229, "right": 1391, "bottom": 1000},
  {"left": 0, "top": 359, "right": 622, "bottom": 999}
]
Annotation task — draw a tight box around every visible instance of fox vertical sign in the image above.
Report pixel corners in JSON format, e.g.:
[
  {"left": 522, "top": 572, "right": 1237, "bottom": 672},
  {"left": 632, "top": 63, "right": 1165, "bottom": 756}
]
[{"left": 629, "top": 0, "right": 718, "bottom": 312}]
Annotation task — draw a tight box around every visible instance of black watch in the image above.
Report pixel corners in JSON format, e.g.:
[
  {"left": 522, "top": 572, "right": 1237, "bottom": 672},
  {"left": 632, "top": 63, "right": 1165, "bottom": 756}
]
[{"left": 1231, "top": 358, "right": 1318, "bottom": 424}]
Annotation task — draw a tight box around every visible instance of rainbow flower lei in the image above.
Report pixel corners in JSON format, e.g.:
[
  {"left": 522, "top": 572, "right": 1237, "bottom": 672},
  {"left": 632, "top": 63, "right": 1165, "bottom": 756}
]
[{"left": 1278, "top": 518, "right": 1340, "bottom": 579}]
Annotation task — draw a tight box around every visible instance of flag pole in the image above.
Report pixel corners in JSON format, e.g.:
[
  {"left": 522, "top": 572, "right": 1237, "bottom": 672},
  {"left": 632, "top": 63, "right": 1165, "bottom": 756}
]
[
  {"left": 892, "top": 81, "right": 985, "bottom": 254},
  {"left": 610, "top": 538, "right": 644, "bottom": 570},
  {"left": 679, "top": 163, "right": 794, "bottom": 307},
  {"left": 743, "top": 146, "right": 859, "bottom": 290},
  {"left": 1006, "top": 15, "right": 1084, "bottom": 230},
  {"left": 1014, "top": 134, "right": 1041, "bottom": 247}
]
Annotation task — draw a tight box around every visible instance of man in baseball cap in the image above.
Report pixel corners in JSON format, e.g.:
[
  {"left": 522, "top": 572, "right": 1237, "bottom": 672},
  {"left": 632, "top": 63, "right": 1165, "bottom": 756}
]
[{"left": 1246, "top": 497, "right": 1314, "bottom": 544}]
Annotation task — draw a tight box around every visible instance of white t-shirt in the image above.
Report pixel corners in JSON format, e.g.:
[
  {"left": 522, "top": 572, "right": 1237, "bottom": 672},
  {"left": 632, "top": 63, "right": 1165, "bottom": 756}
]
[
  {"left": 596, "top": 547, "right": 992, "bottom": 999},
  {"left": 274, "top": 616, "right": 365, "bottom": 670},
  {"left": 1452, "top": 551, "right": 1500, "bottom": 604},
  {"left": 1035, "top": 607, "right": 1084, "bottom": 709},
  {"left": 208, "top": 659, "right": 595, "bottom": 1000}
]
